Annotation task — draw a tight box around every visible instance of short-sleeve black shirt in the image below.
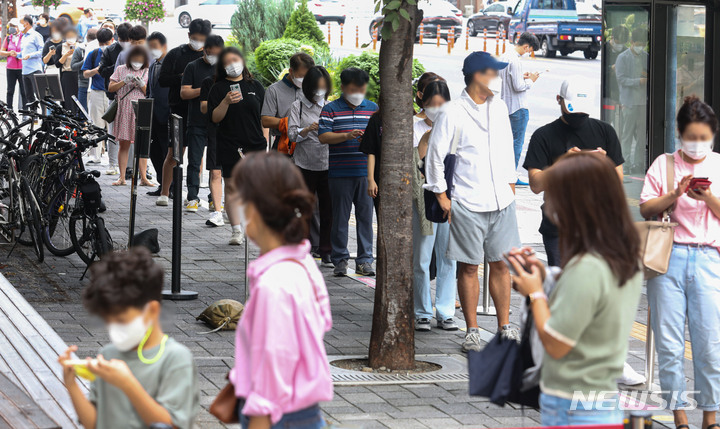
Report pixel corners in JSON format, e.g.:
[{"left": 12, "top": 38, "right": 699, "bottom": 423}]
[
  {"left": 200, "top": 77, "right": 216, "bottom": 140},
  {"left": 207, "top": 78, "right": 266, "bottom": 157},
  {"left": 523, "top": 116, "right": 624, "bottom": 237},
  {"left": 358, "top": 113, "right": 382, "bottom": 181},
  {"left": 181, "top": 57, "right": 215, "bottom": 128}
]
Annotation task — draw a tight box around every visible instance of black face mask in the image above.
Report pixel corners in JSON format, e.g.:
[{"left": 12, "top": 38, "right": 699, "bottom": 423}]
[
  {"left": 562, "top": 112, "right": 590, "bottom": 129},
  {"left": 8, "top": 28, "right": 16, "bottom": 35}
]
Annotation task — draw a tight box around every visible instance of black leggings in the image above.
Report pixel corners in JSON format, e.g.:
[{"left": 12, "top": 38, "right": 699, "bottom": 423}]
[{"left": 6, "top": 69, "right": 25, "bottom": 109}]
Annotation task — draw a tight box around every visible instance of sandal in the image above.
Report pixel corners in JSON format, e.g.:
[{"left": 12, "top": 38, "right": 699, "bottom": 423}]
[
  {"left": 676, "top": 425, "right": 689, "bottom": 429},
  {"left": 707, "top": 424, "right": 720, "bottom": 429},
  {"left": 112, "top": 180, "right": 126, "bottom": 186}
]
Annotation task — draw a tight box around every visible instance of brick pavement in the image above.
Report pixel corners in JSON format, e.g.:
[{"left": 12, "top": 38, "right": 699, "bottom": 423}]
[{"left": 0, "top": 160, "right": 703, "bottom": 428}]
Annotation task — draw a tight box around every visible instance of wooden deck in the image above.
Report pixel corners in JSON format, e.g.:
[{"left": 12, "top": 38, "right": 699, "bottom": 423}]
[{"left": 0, "top": 273, "right": 88, "bottom": 428}]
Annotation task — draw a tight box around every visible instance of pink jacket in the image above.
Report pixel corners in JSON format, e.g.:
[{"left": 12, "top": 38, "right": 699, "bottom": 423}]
[{"left": 230, "top": 240, "right": 333, "bottom": 424}]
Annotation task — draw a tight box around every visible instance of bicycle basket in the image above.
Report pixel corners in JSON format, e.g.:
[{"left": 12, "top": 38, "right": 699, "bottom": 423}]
[{"left": 78, "top": 180, "right": 102, "bottom": 211}]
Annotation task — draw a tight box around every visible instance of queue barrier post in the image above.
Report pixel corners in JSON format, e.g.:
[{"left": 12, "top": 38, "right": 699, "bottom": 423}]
[{"left": 644, "top": 310, "right": 655, "bottom": 387}]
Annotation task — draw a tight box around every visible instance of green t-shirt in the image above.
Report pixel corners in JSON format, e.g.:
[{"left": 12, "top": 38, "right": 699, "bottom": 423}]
[
  {"left": 540, "top": 253, "right": 642, "bottom": 398},
  {"left": 89, "top": 337, "right": 199, "bottom": 429}
]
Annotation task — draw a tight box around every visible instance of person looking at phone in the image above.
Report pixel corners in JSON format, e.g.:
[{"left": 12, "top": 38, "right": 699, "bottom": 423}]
[
  {"left": 318, "top": 67, "right": 378, "bottom": 277},
  {"left": 524, "top": 77, "right": 624, "bottom": 267},
  {"left": 509, "top": 152, "right": 642, "bottom": 425},
  {"left": 424, "top": 51, "right": 519, "bottom": 352},
  {"left": 55, "top": 27, "right": 79, "bottom": 113},
  {"left": 207, "top": 47, "right": 266, "bottom": 246},
  {"left": 58, "top": 248, "right": 199, "bottom": 429},
  {"left": 41, "top": 20, "right": 63, "bottom": 66},
  {"left": 639, "top": 96, "right": 720, "bottom": 429}
]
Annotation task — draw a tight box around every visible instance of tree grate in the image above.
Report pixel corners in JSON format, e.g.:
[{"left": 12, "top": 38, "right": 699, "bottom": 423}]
[{"left": 328, "top": 354, "right": 469, "bottom": 386}]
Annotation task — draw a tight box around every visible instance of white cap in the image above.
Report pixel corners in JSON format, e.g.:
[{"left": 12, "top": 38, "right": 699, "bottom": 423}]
[
  {"left": 558, "top": 77, "right": 596, "bottom": 114},
  {"left": 8, "top": 18, "right": 20, "bottom": 27}
]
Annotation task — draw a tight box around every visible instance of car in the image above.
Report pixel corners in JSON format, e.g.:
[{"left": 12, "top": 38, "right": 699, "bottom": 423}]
[
  {"left": 17, "top": 0, "right": 114, "bottom": 25},
  {"left": 441, "top": 0, "right": 463, "bottom": 17},
  {"left": 308, "top": 0, "right": 346, "bottom": 24},
  {"left": 370, "top": 0, "right": 463, "bottom": 44},
  {"left": 466, "top": 1, "right": 514, "bottom": 37},
  {"left": 576, "top": 2, "right": 601, "bottom": 21},
  {"left": 175, "top": 0, "right": 237, "bottom": 28}
]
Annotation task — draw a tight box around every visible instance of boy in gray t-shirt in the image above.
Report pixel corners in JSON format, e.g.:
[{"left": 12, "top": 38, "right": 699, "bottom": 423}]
[{"left": 59, "top": 248, "right": 199, "bottom": 429}]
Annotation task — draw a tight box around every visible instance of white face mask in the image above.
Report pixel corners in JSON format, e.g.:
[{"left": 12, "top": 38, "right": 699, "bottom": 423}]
[
  {"left": 314, "top": 89, "right": 327, "bottom": 103},
  {"left": 345, "top": 93, "right": 365, "bottom": 107},
  {"left": 189, "top": 39, "right": 204, "bottom": 51},
  {"left": 151, "top": 49, "right": 163, "bottom": 60},
  {"left": 292, "top": 77, "right": 304, "bottom": 88},
  {"left": 131, "top": 61, "right": 143, "bottom": 70},
  {"left": 108, "top": 311, "right": 149, "bottom": 352},
  {"left": 205, "top": 54, "right": 217, "bottom": 66},
  {"left": 631, "top": 45, "right": 644, "bottom": 54},
  {"left": 225, "top": 61, "right": 244, "bottom": 78},
  {"left": 424, "top": 106, "right": 441, "bottom": 122},
  {"left": 120, "top": 41, "right": 130, "bottom": 50},
  {"left": 681, "top": 139, "right": 714, "bottom": 160},
  {"left": 488, "top": 77, "right": 502, "bottom": 94},
  {"left": 237, "top": 203, "right": 251, "bottom": 231},
  {"left": 51, "top": 32, "right": 62, "bottom": 41},
  {"left": 66, "top": 37, "right": 77, "bottom": 45}
]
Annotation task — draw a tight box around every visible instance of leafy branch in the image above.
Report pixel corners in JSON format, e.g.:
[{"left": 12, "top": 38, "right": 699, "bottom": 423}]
[{"left": 373, "top": 0, "right": 417, "bottom": 40}]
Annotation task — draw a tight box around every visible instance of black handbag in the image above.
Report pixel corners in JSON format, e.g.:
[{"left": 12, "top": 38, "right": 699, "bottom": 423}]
[
  {"left": 423, "top": 129, "right": 459, "bottom": 223},
  {"left": 468, "top": 306, "right": 540, "bottom": 408}
]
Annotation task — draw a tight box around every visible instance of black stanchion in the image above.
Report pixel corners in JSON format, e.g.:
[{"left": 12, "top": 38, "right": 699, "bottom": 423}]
[
  {"left": 128, "top": 98, "right": 154, "bottom": 247},
  {"left": 163, "top": 114, "right": 197, "bottom": 301}
]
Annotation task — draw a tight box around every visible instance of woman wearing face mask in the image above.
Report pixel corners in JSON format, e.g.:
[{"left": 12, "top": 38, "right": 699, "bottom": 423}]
[
  {"left": 287, "top": 66, "right": 333, "bottom": 265},
  {"left": 639, "top": 96, "right": 720, "bottom": 429},
  {"left": 413, "top": 72, "right": 444, "bottom": 122},
  {"left": 411, "top": 80, "right": 458, "bottom": 332},
  {"left": 229, "top": 151, "right": 333, "bottom": 429},
  {"left": 55, "top": 27, "right": 80, "bottom": 112},
  {"left": 1, "top": 19, "right": 25, "bottom": 109},
  {"left": 42, "top": 20, "right": 63, "bottom": 67},
  {"left": 108, "top": 45, "right": 151, "bottom": 186},
  {"left": 35, "top": 14, "right": 50, "bottom": 42},
  {"left": 207, "top": 47, "right": 266, "bottom": 245}
]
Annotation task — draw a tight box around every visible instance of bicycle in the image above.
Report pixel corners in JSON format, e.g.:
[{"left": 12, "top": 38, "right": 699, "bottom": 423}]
[{"left": 68, "top": 169, "right": 112, "bottom": 266}]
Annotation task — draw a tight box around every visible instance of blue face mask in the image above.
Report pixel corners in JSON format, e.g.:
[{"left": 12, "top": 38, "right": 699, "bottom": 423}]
[{"left": 7, "top": 27, "right": 16, "bottom": 35}]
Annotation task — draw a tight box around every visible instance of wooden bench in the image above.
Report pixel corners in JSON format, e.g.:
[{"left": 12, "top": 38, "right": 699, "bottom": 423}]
[
  {"left": 0, "top": 273, "right": 88, "bottom": 428},
  {"left": 0, "top": 372, "right": 60, "bottom": 428}
]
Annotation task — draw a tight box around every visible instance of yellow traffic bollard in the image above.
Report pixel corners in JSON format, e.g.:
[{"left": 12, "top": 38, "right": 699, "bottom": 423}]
[
  {"left": 465, "top": 26, "right": 469, "bottom": 50},
  {"left": 327, "top": 22, "right": 331, "bottom": 45},
  {"left": 340, "top": 23, "right": 344, "bottom": 46},
  {"left": 483, "top": 28, "right": 487, "bottom": 52},
  {"left": 502, "top": 30, "right": 506, "bottom": 53},
  {"left": 495, "top": 30, "right": 499, "bottom": 56},
  {"left": 436, "top": 25, "right": 441, "bottom": 47},
  {"left": 373, "top": 27, "right": 378, "bottom": 50},
  {"left": 355, "top": 25, "right": 359, "bottom": 48},
  {"left": 419, "top": 23, "right": 424, "bottom": 45},
  {"left": 448, "top": 28, "right": 454, "bottom": 54}
]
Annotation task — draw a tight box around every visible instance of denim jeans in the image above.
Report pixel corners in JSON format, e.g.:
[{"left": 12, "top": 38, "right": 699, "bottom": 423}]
[
  {"left": 647, "top": 244, "right": 720, "bottom": 411},
  {"left": 540, "top": 393, "right": 624, "bottom": 426},
  {"left": 240, "top": 405, "right": 325, "bottom": 429},
  {"left": 185, "top": 126, "right": 207, "bottom": 202},
  {"left": 509, "top": 108, "right": 529, "bottom": 169},
  {"left": 328, "top": 176, "right": 374, "bottom": 265},
  {"left": 412, "top": 204, "right": 456, "bottom": 321},
  {"left": 77, "top": 86, "right": 88, "bottom": 112}
]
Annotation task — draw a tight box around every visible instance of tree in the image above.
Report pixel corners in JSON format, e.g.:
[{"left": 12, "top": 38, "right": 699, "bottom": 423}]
[
  {"left": 231, "top": 0, "right": 294, "bottom": 54},
  {"left": 283, "top": 0, "right": 325, "bottom": 46},
  {"left": 31, "top": 0, "right": 60, "bottom": 15},
  {"left": 368, "top": 0, "right": 421, "bottom": 371},
  {"left": 124, "top": 0, "right": 165, "bottom": 29}
]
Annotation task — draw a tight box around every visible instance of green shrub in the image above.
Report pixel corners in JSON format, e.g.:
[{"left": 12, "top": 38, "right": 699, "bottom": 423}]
[
  {"left": 231, "top": 0, "right": 294, "bottom": 54},
  {"left": 254, "top": 38, "right": 332, "bottom": 86},
  {"left": 331, "top": 51, "right": 426, "bottom": 103},
  {"left": 283, "top": 0, "right": 326, "bottom": 47}
]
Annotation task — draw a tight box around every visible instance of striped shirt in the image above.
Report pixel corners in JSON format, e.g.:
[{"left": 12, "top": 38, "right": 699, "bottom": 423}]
[{"left": 318, "top": 97, "right": 378, "bottom": 178}]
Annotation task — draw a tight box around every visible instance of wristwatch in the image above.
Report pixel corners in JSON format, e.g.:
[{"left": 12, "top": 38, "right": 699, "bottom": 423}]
[{"left": 528, "top": 291, "right": 548, "bottom": 304}]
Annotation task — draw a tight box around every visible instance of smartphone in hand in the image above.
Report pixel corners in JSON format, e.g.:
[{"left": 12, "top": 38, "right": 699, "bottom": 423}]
[{"left": 689, "top": 177, "right": 712, "bottom": 192}]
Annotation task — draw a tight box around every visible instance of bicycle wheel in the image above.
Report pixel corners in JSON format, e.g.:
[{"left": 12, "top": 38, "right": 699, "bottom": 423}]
[
  {"left": 94, "top": 217, "right": 112, "bottom": 258},
  {"left": 19, "top": 178, "right": 44, "bottom": 263},
  {"left": 69, "top": 209, "right": 93, "bottom": 265},
  {"left": 43, "top": 185, "right": 78, "bottom": 256}
]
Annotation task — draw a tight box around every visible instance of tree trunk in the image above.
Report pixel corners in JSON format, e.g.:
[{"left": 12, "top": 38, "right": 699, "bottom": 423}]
[
  {"left": 1, "top": 0, "right": 8, "bottom": 43},
  {"left": 43, "top": 5, "right": 49, "bottom": 15},
  {"left": 368, "top": 2, "right": 420, "bottom": 371},
  {"left": 142, "top": 19, "right": 150, "bottom": 31}
]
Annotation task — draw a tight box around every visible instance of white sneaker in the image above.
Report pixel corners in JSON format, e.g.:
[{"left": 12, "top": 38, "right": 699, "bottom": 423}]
[
  {"left": 206, "top": 211, "right": 224, "bottom": 227},
  {"left": 617, "top": 362, "right": 646, "bottom": 386},
  {"left": 156, "top": 195, "right": 169, "bottom": 206},
  {"left": 229, "top": 230, "right": 244, "bottom": 245},
  {"left": 105, "top": 165, "right": 119, "bottom": 175}
]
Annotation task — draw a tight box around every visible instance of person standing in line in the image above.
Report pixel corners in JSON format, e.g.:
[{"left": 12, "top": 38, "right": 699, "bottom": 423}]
[
  {"left": 114, "top": 25, "right": 146, "bottom": 72},
  {"left": 83, "top": 28, "right": 114, "bottom": 164},
  {"left": 1, "top": 18, "right": 26, "bottom": 109},
  {"left": 157, "top": 18, "right": 210, "bottom": 204},
  {"left": 288, "top": 65, "right": 333, "bottom": 265},
  {"left": 411, "top": 80, "right": 458, "bottom": 332},
  {"left": 509, "top": 152, "right": 642, "bottom": 426},
  {"left": 71, "top": 28, "right": 96, "bottom": 113},
  {"left": 35, "top": 14, "right": 50, "bottom": 42},
  {"left": 261, "top": 52, "right": 314, "bottom": 152},
  {"left": 414, "top": 72, "right": 444, "bottom": 122},
  {"left": 229, "top": 151, "right": 333, "bottom": 429},
  {"left": 146, "top": 32, "right": 170, "bottom": 199},
  {"left": 19, "top": 16, "right": 44, "bottom": 109},
  {"left": 179, "top": 34, "right": 224, "bottom": 213},
  {"left": 199, "top": 75, "right": 222, "bottom": 225},
  {"left": 524, "top": 78, "right": 624, "bottom": 267},
  {"left": 318, "top": 68, "right": 378, "bottom": 277},
  {"left": 107, "top": 46, "right": 151, "bottom": 186},
  {"left": 41, "top": 21, "right": 63, "bottom": 68},
  {"left": 53, "top": 27, "right": 80, "bottom": 113},
  {"left": 77, "top": 8, "right": 97, "bottom": 41},
  {"left": 99, "top": 22, "right": 132, "bottom": 176},
  {"left": 424, "top": 51, "right": 519, "bottom": 352},
  {"left": 207, "top": 47, "right": 266, "bottom": 245},
  {"left": 499, "top": 32, "right": 539, "bottom": 185},
  {"left": 640, "top": 97, "right": 720, "bottom": 429}
]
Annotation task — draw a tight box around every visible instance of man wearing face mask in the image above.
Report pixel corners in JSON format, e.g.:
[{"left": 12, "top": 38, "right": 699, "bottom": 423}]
[
  {"left": 157, "top": 18, "right": 210, "bottom": 204},
  {"left": 499, "top": 32, "right": 540, "bottom": 185},
  {"left": 524, "top": 77, "right": 624, "bottom": 267},
  {"left": 98, "top": 22, "right": 131, "bottom": 103},
  {"left": 114, "top": 25, "right": 146, "bottom": 71},
  {"left": 261, "top": 52, "right": 315, "bottom": 153},
  {"left": 179, "top": 35, "right": 224, "bottom": 213},
  {"left": 425, "top": 51, "right": 519, "bottom": 352},
  {"left": 58, "top": 248, "right": 199, "bottom": 429},
  {"left": 19, "top": 15, "right": 44, "bottom": 110},
  {"left": 146, "top": 32, "right": 170, "bottom": 198}
]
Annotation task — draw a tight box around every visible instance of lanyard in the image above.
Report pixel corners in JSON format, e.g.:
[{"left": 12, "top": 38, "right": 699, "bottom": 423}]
[{"left": 138, "top": 325, "right": 168, "bottom": 365}]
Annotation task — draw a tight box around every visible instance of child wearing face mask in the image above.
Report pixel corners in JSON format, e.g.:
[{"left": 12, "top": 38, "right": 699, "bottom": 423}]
[{"left": 58, "top": 248, "right": 199, "bottom": 429}]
